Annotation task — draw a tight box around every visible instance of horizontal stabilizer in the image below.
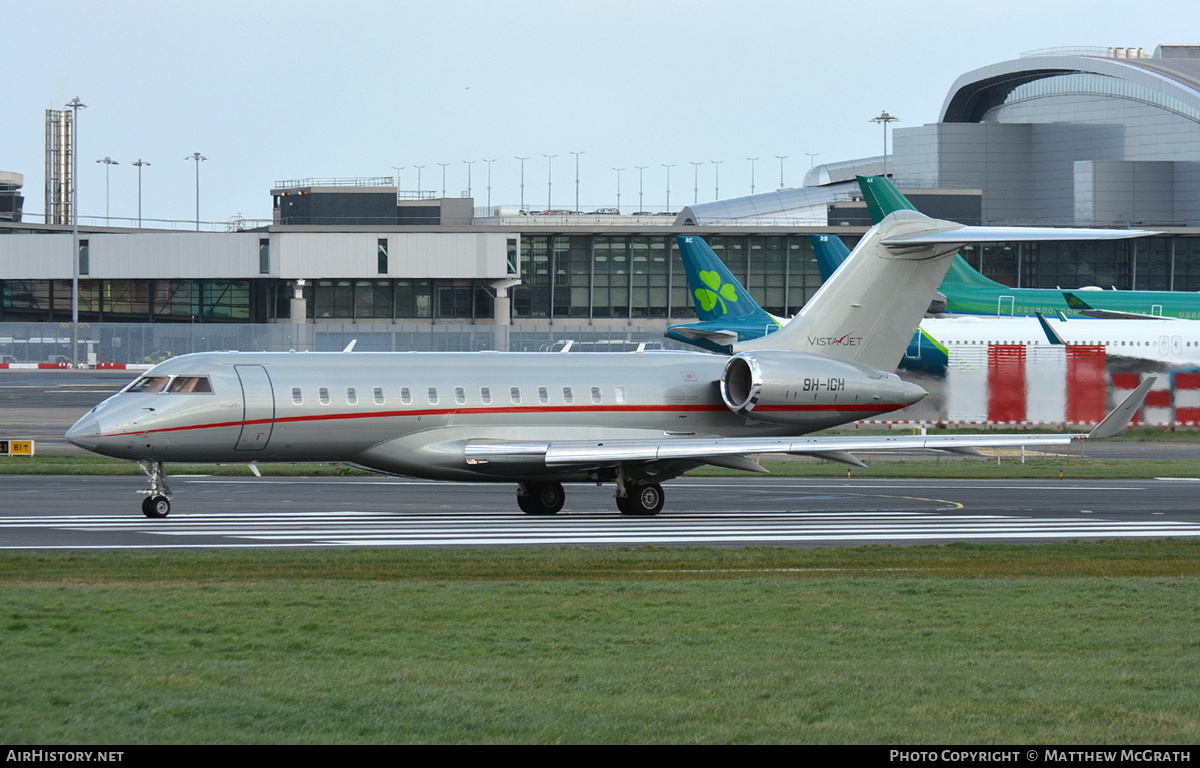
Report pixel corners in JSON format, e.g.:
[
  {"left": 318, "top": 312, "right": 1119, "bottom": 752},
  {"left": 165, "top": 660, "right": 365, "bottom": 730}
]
[
  {"left": 666, "top": 326, "right": 741, "bottom": 346},
  {"left": 1063, "top": 291, "right": 1177, "bottom": 320},
  {"left": 882, "top": 226, "right": 1158, "bottom": 246}
]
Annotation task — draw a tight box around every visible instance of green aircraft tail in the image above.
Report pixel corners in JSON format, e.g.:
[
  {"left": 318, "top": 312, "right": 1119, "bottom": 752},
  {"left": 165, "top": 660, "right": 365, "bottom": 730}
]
[
  {"left": 857, "top": 175, "right": 917, "bottom": 222},
  {"left": 856, "top": 175, "right": 1004, "bottom": 289}
]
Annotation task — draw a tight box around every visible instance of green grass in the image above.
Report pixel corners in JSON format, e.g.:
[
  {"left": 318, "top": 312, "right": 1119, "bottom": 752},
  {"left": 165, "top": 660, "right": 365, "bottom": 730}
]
[{"left": 2, "top": 543, "right": 1199, "bottom": 744}]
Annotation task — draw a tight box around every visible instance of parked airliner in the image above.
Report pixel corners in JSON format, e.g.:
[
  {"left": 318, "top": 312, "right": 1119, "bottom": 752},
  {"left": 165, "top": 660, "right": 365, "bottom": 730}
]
[
  {"left": 856, "top": 175, "right": 1200, "bottom": 319},
  {"left": 67, "top": 179, "right": 1154, "bottom": 518}
]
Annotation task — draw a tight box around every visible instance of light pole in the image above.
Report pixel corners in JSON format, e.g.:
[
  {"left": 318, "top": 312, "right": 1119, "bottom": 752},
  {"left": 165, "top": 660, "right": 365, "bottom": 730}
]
[
  {"left": 543, "top": 154, "right": 556, "bottom": 210},
  {"left": 132, "top": 159, "right": 150, "bottom": 227},
  {"left": 690, "top": 161, "right": 702, "bottom": 204},
  {"left": 438, "top": 162, "right": 450, "bottom": 198},
  {"left": 484, "top": 159, "right": 496, "bottom": 210},
  {"left": 711, "top": 159, "right": 723, "bottom": 200},
  {"left": 635, "top": 165, "right": 647, "bottom": 212},
  {"left": 66, "top": 97, "right": 86, "bottom": 367},
  {"left": 96, "top": 157, "right": 118, "bottom": 223},
  {"left": 463, "top": 159, "right": 476, "bottom": 198},
  {"left": 413, "top": 165, "right": 425, "bottom": 198},
  {"left": 186, "top": 152, "right": 206, "bottom": 230},
  {"left": 515, "top": 156, "right": 529, "bottom": 211},
  {"left": 661, "top": 163, "right": 675, "bottom": 211},
  {"left": 612, "top": 167, "right": 624, "bottom": 211},
  {"left": 806, "top": 152, "right": 820, "bottom": 169},
  {"left": 775, "top": 155, "right": 788, "bottom": 190},
  {"left": 391, "top": 165, "right": 404, "bottom": 193},
  {"left": 747, "top": 157, "right": 759, "bottom": 195},
  {"left": 870, "top": 109, "right": 899, "bottom": 178},
  {"left": 570, "top": 150, "right": 584, "bottom": 212}
]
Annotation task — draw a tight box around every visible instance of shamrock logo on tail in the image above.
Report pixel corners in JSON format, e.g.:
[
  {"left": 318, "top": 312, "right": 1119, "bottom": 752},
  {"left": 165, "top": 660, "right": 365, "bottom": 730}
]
[{"left": 695, "top": 270, "right": 739, "bottom": 316}]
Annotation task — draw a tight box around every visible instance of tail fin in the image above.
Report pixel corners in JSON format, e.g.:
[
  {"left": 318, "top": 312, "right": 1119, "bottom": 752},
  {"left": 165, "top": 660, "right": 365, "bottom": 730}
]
[
  {"left": 811, "top": 234, "right": 852, "bottom": 281},
  {"left": 858, "top": 175, "right": 918, "bottom": 222},
  {"left": 943, "top": 254, "right": 1008, "bottom": 288},
  {"left": 857, "top": 175, "right": 1035, "bottom": 290},
  {"left": 738, "top": 210, "right": 964, "bottom": 371},
  {"left": 677, "top": 236, "right": 774, "bottom": 323}
]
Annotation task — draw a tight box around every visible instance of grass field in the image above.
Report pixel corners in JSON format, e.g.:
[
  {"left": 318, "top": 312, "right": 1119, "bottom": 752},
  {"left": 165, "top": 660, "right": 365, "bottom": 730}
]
[{"left": 3, "top": 543, "right": 1199, "bottom": 744}]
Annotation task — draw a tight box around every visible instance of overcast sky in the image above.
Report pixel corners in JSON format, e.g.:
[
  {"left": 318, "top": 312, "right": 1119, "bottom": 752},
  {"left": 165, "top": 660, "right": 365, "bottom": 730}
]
[{"left": 6, "top": 0, "right": 1194, "bottom": 227}]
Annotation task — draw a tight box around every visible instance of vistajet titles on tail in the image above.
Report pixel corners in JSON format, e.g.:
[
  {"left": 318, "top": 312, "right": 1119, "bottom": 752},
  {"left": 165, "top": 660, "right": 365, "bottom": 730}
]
[{"left": 68, "top": 177, "right": 1156, "bottom": 518}]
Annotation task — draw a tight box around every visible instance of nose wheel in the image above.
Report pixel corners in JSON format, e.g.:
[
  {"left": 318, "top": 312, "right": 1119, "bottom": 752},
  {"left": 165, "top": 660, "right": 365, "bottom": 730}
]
[
  {"left": 137, "top": 460, "right": 173, "bottom": 518},
  {"left": 141, "top": 495, "right": 171, "bottom": 518}
]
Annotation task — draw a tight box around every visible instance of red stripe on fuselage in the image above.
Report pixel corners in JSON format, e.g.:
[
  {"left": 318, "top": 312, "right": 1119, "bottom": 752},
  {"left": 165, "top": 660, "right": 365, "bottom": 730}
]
[{"left": 100, "top": 400, "right": 916, "bottom": 439}]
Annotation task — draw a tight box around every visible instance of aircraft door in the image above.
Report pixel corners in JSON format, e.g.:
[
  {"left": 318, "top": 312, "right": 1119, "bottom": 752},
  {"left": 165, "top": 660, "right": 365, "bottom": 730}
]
[
  {"left": 234, "top": 364, "right": 275, "bottom": 451},
  {"left": 997, "top": 296, "right": 1015, "bottom": 316}
]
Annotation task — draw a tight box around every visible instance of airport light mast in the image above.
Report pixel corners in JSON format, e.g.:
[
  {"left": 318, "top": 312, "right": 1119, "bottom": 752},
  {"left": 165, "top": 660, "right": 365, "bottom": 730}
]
[
  {"left": 515, "top": 156, "right": 529, "bottom": 211},
  {"left": 132, "top": 159, "right": 150, "bottom": 227},
  {"left": 871, "top": 110, "right": 900, "bottom": 179},
  {"left": 66, "top": 97, "right": 86, "bottom": 368},
  {"left": 186, "top": 152, "right": 206, "bottom": 231},
  {"left": 96, "top": 157, "right": 118, "bottom": 223},
  {"left": 570, "top": 151, "right": 584, "bottom": 213}
]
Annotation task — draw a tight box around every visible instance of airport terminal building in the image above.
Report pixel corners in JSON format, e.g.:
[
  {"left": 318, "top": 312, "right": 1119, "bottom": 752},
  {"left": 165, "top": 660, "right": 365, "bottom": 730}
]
[{"left": 2, "top": 44, "right": 1200, "bottom": 353}]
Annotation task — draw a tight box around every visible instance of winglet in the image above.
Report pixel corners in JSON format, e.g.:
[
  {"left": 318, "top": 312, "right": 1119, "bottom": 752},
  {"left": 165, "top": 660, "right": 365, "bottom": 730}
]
[
  {"left": 857, "top": 175, "right": 918, "bottom": 224},
  {"left": 1086, "top": 377, "right": 1155, "bottom": 439},
  {"left": 1035, "top": 313, "right": 1067, "bottom": 345}
]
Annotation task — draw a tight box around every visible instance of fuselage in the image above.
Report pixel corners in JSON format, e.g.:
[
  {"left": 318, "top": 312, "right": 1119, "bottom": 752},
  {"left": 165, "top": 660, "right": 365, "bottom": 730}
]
[{"left": 66, "top": 350, "right": 925, "bottom": 483}]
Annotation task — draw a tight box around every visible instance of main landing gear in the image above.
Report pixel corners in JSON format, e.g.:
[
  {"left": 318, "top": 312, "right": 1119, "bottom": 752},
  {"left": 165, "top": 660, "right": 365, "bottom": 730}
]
[
  {"left": 137, "top": 460, "right": 173, "bottom": 518},
  {"left": 615, "top": 482, "right": 665, "bottom": 516},
  {"left": 515, "top": 479, "right": 666, "bottom": 516},
  {"left": 517, "top": 481, "right": 566, "bottom": 515}
]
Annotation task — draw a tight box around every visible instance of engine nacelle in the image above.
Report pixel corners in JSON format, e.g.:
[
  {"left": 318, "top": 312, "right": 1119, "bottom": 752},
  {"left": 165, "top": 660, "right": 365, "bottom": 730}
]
[{"left": 720, "top": 350, "right": 926, "bottom": 428}]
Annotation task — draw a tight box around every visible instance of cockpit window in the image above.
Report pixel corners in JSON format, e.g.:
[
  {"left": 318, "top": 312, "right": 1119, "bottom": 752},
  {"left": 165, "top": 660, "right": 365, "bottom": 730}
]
[
  {"left": 167, "top": 376, "right": 213, "bottom": 394},
  {"left": 126, "top": 376, "right": 169, "bottom": 393}
]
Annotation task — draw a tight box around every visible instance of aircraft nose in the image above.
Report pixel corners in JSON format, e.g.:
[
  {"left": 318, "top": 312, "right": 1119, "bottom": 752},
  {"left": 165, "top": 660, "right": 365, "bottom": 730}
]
[{"left": 66, "top": 414, "right": 101, "bottom": 451}]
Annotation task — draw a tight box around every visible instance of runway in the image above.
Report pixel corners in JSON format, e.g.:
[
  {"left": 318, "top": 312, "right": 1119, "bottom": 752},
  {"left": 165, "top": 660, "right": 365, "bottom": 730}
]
[{"left": 3, "top": 475, "right": 1200, "bottom": 550}]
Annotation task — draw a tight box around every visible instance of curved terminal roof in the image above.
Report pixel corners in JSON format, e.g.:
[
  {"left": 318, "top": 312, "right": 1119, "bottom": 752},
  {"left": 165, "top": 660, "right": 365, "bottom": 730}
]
[
  {"left": 676, "top": 157, "right": 883, "bottom": 226},
  {"left": 941, "top": 45, "right": 1200, "bottom": 125}
]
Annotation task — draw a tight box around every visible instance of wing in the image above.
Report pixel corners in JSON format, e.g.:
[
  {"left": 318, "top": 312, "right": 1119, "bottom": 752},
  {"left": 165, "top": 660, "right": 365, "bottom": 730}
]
[{"left": 463, "top": 378, "right": 1155, "bottom": 474}]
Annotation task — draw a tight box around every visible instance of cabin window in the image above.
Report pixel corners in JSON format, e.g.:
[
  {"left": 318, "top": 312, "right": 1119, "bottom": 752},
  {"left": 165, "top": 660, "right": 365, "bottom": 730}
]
[
  {"left": 537, "top": 386, "right": 549, "bottom": 404},
  {"left": 167, "top": 376, "right": 213, "bottom": 394},
  {"left": 400, "top": 387, "right": 412, "bottom": 405},
  {"left": 346, "top": 386, "right": 358, "bottom": 405},
  {"left": 455, "top": 386, "right": 466, "bottom": 405},
  {"left": 562, "top": 386, "right": 574, "bottom": 404},
  {"left": 591, "top": 386, "right": 602, "bottom": 404},
  {"left": 480, "top": 386, "right": 492, "bottom": 404},
  {"left": 319, "top": 387, "right": 330, "bottom": 405},
  {"left": 126, "top": 376, "right": 169, "bottom": 394},
  {"left": 427, "top": 387, "right": 439, "bottom": 404},
  {"left": 510, "top": 386, "right": 521, "bottom": 404},
  {"left": 373, "top": 387, "right": 384, "bottom": 405},
  {"left": 291, "top": 387, "right": 303, "bottom": 405},
  {"left": 614, "top": 386, "right": 627, "bottom": 404}
]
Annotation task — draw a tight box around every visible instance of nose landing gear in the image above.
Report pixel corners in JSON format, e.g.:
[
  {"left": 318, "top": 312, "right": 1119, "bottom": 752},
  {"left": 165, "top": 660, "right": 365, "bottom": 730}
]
[{"left": 137, "top": 460, "right": 173, "bottom": 518}]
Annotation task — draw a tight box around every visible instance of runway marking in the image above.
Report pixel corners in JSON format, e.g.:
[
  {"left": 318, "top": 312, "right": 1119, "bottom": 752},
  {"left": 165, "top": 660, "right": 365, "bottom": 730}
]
[{"left": 3, "top": 508, "right": 1200, "bottom": 550}]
